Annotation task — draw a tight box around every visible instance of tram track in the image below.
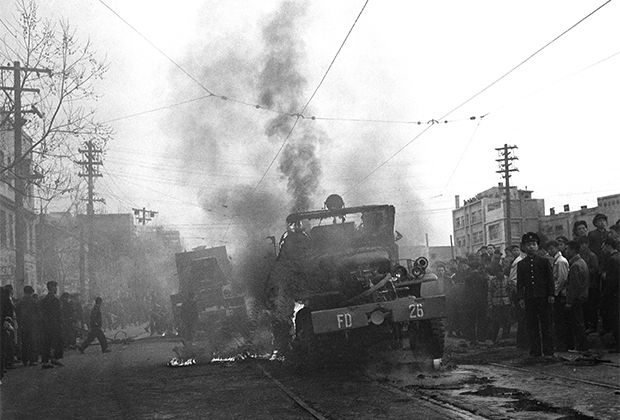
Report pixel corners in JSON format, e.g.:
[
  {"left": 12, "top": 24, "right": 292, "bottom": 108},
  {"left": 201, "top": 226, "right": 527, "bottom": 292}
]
[
  {"left": 489, "top": 361, "right": 620, "bottom": 391},
  {"left": 256, "top": 362, "right": 495, "bottom": 420}
]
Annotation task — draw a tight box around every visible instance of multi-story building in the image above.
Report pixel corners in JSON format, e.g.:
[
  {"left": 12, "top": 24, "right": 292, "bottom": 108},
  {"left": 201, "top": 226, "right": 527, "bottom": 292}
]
[
  {"left": 452, "top": 184, "right": 545, "bottom": 257},
  {"left": 538, "top": 193, "right": 620, "bottom": 240},
  {"left": 0, "top": 111, "right": 37, "bottom": 289}
]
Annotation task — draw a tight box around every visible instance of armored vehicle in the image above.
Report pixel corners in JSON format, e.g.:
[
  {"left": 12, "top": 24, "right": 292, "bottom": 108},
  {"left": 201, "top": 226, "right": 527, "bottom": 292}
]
[{"left": 265, "top": 195, "right": 446, "bottom": 367}]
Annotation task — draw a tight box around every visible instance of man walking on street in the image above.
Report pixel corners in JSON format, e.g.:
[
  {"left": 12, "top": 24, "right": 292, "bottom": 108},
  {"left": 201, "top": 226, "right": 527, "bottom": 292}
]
[
  {"left": 40, "top": 281, "right": 64, "bottom": 369},
  {"left": 78, "top": 297, "right": 110, "bottom": 354},
  {"left": 517, "top": 232, "right": 555, "bottom": 360},
  {"left": 563, "top": 241, "right": 590, "bottom": 354}
]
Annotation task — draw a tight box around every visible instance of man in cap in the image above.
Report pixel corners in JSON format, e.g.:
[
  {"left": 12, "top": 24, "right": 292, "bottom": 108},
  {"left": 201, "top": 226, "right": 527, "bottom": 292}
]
[
  {"left": 516, "top": 232, "right": 555, "bottom": 360},
  {"left": 588, "top": 213, "right": 609, "bottom": 263},
  {"left": 40, "top": 281, "right": 64, "bottom": 369}
]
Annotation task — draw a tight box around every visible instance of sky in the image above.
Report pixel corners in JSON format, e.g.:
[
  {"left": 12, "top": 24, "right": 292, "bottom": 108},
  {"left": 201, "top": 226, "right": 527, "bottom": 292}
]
[{"left": 1, "top": 0, "right": 618, "bottom": 256}]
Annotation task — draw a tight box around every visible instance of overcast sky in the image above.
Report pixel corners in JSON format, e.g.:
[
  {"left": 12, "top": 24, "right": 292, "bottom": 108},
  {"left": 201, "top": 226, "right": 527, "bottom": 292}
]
[{"left": 1, "top": 0, "right": 618, "bottom": 254}]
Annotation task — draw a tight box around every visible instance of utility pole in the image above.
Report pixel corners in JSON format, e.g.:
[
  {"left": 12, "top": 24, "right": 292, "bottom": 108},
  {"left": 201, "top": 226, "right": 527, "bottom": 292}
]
[
  {"left": 132, "top": 207, "right": 157, "bottom": 225},
  {"left": 0, "top": 61, "right": 51, "bottom": 296},
  {"left": 495, "top": 144, "right": 519, "bottom": 248},
  {"left": 77, "top": 140, "right": 104, "bottom": 296}
]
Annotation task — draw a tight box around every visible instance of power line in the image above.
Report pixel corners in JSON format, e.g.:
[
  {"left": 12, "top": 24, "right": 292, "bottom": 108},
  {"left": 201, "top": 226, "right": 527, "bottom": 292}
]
[
  {"left": 343, "top": 0, "right": 612, "bottom": 196},
  {"left": 250, "top": 0, "right": 370, "bottom": 196},
  {"left": 438, "top": 0, "right": 613, "bottom": 121},
  {"left": 300, "top": 0, "right": 369, "bottom": 115}
]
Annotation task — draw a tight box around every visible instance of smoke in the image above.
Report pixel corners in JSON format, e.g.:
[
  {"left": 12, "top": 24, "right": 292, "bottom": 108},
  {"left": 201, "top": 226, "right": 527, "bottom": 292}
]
[{"left": 258, "top": 1, "right": 327, "bottom": 213}]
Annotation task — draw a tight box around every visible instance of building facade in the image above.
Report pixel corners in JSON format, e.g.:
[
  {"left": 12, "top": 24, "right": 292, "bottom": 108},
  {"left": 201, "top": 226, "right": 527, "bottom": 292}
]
[
  {"left": 452, "top": 184, "right": 545, "bottom": 257},
  {"left": 538, "top": 193, "right": 620, "bottom": 240},
  {"left": 0, "top": 112, "right": 38, "bottom": 289}
]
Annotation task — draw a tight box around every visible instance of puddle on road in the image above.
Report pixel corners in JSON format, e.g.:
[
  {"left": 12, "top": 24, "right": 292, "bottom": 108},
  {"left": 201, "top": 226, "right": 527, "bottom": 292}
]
[{"left": 460, "top": 385, "right": 598, "bottom": 419}]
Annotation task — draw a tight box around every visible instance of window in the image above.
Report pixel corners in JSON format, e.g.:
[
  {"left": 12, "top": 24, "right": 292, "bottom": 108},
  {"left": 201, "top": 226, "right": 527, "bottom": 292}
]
[
  {"left": 487, "top": 202, "right": 501, "bottom": 212},
  {"left": 555, "top": 225, "right": 564, "bottom": 232},
  {"left": 8, "top": 213, "right": 14, "bottom": 248},
  {"left": 0, "top": 211, "right": 5, "bottom": 246},
  {"left": 488, "top": 223, "right": 500, "bottom": 241},
  {"left": 455, "top": 217, "right": 461, "bottom": 228},
  {"left": 473, "top": 231, "right": 483, "bottom": 244}
]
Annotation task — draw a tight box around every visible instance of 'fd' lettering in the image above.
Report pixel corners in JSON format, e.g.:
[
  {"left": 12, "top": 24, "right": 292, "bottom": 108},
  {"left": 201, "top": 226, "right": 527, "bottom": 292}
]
[{"left": 337, "top": 313, "right": 352, "bottom": 329}]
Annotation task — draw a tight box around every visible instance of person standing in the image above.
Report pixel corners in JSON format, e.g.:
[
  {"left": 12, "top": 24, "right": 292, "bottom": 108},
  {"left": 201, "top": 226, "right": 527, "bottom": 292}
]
[
  {"left": 588, "top": 213, "right": 609, "bottom": 262},
  {"left": 15, "top": 286, "right": 40, "bottom": 366},
  {"left": 78, "top": 297, "right": 110, "bottom": 354},
  {"left": 575, "top": 236, "right": 601, "bottom": 334},
  {"left": 545, "top": 240, "right": 571, "bottom": 352},
  {"left": 517, "top": 232, "right": 555, "bottom": 359},
  {"left": 601, "top": 237, "right": 619, "bottom": 351},
  {"left": 39, "top": 281, "right": 64, "bottom": 369},
  {"left": 508, "top": 244, "right": 528, "bottom": 349},
  {"left": 180, "top": 291, "right": 199, "bottom": 342},
  {"left": 563, "top": 241, "right": 590, "bottom": 353},
  {"left": 487, "top": 257, "right": 512, "bottom": 343},
  {"left": 463, "top": 260, "right": 488, "bottom": 344}
]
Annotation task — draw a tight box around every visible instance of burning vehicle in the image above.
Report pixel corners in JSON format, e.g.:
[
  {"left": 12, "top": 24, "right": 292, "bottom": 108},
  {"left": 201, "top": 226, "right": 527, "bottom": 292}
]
[
  {"left": 171, "top": 246, "right": 247, "bottom": 339},
  {"left": 265, "top": 195, "right": 446, "bottom": 368}
]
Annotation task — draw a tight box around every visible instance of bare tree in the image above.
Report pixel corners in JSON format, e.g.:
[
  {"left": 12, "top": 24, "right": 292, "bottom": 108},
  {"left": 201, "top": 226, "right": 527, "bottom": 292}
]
[{"left": 0, "top": 0, "right": 112, "bottom": 209}]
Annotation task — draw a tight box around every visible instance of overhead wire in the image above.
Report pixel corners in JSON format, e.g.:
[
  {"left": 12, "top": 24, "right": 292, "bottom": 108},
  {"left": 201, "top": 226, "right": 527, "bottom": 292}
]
[
  {"left": 343, "top": 0, "right": 613, "bottom": 196},
  {"left": 250, "top": 0, "right": 370, "bottom": 195}
]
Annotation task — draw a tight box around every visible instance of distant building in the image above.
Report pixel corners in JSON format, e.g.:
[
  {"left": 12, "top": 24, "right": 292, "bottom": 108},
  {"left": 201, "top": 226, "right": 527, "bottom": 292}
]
[
  {"left": 539, "top": 193, "right": 620, "bottom": 240},
  {"left": 452, "top": 184, "right": 545, "bottom": 257},
  {"left": 0, "top": 112, "right": 38, "bottom": 289}
]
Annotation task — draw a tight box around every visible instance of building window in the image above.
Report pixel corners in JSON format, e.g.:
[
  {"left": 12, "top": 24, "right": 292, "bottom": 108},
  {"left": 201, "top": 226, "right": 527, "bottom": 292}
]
[
  {"left": 473, "top": 231, "right": 483, "bottom": 244},
  {"left": 8, "top": 213, "right": 14, "bottom": 248},
  {"left": 455, "top": 217, "right": 461, "bottom": 228},
  {"left": 555, "top": 225, "right": 564, "bottom": 232},
  {"left": 489, "top": 223, "right": 500, "bottom": 241},
  {"left": 0, "top": 211, "right": 6, "bottom": 246},
  {"left": 465, "top": 214, "right": 469, "bottom": 225}
]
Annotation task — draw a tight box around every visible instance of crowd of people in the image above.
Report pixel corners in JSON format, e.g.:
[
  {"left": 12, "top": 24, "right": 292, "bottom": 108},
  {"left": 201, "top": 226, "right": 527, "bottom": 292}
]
[
  {"left": 1, "top": 283, "right": 171, "bottom": 385},
  {"left": 436, "top": 213, "right": 619, "bottom": 360}
]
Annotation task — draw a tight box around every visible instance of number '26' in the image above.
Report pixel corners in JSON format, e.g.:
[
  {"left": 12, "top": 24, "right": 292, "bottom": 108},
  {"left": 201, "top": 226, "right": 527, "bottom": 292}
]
[{"left": 409, "top": 303, "right": 424, "bottom": 318}]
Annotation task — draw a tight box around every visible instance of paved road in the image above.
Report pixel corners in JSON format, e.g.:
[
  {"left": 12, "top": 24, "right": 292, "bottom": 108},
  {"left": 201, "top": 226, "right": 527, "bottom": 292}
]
[{"left": 2, "top": 336, "right": 618, "bottom": 420}]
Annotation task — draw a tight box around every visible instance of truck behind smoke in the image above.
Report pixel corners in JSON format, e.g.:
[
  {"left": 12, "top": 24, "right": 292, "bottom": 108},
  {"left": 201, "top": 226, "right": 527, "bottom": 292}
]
[{"left": 171, "top": 246, "right": 247, "bottom": 338}]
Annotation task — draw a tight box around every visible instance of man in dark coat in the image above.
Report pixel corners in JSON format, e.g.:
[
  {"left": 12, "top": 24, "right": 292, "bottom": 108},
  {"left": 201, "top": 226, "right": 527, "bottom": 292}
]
[
  {"left": 564, "top": 241, "right": 590, "bottom": 353},
  {"left": 601, "top": 237, "right": 620, "bottom": 351},
  {"left": 517, "top": 232, "right": 555, "bottom": 359},
  {"left": 39, "top": 281, "right": 64, "bottom": 369},
  {"left": 78, "top": 297, "right": 110, "bottom": 354},
  {"left": 15, "top": 285, "right": 40, "bottom": 366}
]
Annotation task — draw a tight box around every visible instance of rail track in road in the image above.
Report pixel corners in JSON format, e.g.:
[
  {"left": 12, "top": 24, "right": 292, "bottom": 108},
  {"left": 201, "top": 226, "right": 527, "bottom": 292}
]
[
  {"left": 489, "top": 361, "right": 620, "bottom": 391},
  {"left": 256, "top": 355, "right": 617, "bottom": 420},
  {"left": 257, "top": 362, "right": 496, "bottom": 420}
]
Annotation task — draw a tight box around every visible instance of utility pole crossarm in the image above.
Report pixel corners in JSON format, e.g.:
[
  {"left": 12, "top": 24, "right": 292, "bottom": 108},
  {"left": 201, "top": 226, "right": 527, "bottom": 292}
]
[
  {"left": 132, "top": 207, "right": 158, "bottom": 225},
  {"left": 495, "top": 144, "right": 519, "bottom": 248}
]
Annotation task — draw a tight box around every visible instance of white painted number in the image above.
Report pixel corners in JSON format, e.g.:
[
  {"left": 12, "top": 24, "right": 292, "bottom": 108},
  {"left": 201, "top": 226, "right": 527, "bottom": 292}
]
[
  {"left": 337, "top": 313, "right": 353, "bottom": 329},
  {"left": 409, "top": 303, "right": 424, "bottom": 318}
]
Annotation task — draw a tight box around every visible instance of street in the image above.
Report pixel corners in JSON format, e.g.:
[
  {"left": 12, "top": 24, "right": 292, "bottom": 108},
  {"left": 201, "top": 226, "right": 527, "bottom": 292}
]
[{"left": 2, "top": 331, "right": 619, "bottom": 420}]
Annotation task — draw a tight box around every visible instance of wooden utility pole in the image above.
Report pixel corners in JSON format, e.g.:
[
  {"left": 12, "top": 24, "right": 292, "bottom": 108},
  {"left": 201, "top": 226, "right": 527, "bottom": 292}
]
[
  {"left": 132, "top": 207, "right": 157, "bottom": 225},
  {"left": 495, "top": 144, "right": 519, "bottom": 248},
  {"left": 77, "top": 140, "right": 104, "bottom": 296},
  {"left": 0, "top": 61, "right": 50, "bottom": 296}
]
